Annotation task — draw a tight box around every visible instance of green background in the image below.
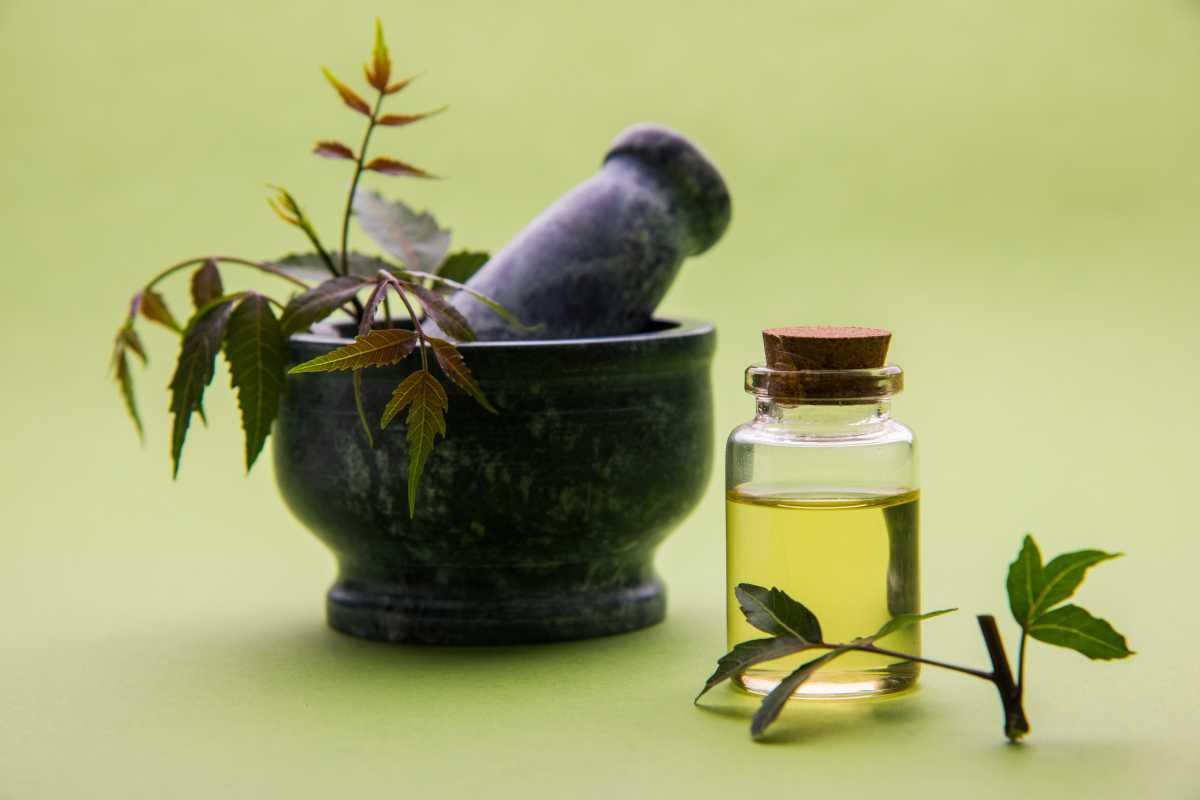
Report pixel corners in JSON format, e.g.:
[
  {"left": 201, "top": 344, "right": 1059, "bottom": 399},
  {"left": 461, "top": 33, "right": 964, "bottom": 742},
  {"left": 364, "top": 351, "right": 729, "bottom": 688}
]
[{"left": 3, "top": 1, "right": 1198, "bottom": 796}]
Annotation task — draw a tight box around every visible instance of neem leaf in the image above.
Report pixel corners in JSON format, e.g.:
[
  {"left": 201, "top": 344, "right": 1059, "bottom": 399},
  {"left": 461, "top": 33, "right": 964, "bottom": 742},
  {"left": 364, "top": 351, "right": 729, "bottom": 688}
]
[
  {"left": 408, "top": 283, "right": 476, "bottom": 342},
  {"left": 353, "top": 191, "right": 451, "bottom": 272},
  {"left": 314, "top": 140, "right": 356, "bottom": 161},
  {"left": 140, "top": 289, "right": 182, "bottom": 333},
  {"left": 273, "top": 251, "right": 394, "bottom": 282},
  {"left": 397, "top": 269, "right": 537, "bottom": 332},
  {"left": 870, "top": 608, "right": 957, "bottom": 641},
  {"left": 1007, "top": 534, "right": 1043, "bottom": 627},
  {"left": 435, "top": 251, "right": 489, "bottom": 285},
  {"left": 112, "top": 344, "right": 143, "bottom": 439},
  {"left": 289, "top": 329, "right": 419, "bottom": 374},
  {"left": 1029, "top": 550, "right": 1121, "bottom": 621},
  {"left": 1027, "top": 604, "right": 1134, "bottom": 660},
  {"left": 429, "top": 337, "right": 495, "bottom": 413},
  {"left": 695, "top": 637, "right": 817, "bottom": 703},
  {"left": 190, "top": 260, "right": 223, "bottom": 309},
  {"left": 750, "top": 648, "right": 849, "bottom": 739},
  {"left": 119, "top": 327, "right": 147, "bottom": 364},
  {"left": 279, "top": 275, "right": 370, "bottom": 335},
  {"left": 223, "top": 293, "right": 286, "bottom": 471},
  {"left": 365, "top": 19, "right": 391, "bottom": 91},
  {"left": 364, "top": 157, "right": 436, "bottom": 179},
  {"left": 384, "top": 76, "right": 414, "bottom": 95},
  {"left": 377, "top": 107, "right": 447, "bottom": 127},
  {"left": 322, "top": 67, "right": 371, "bottom": 116},
  {"left": 380, "top": 369, "right": 448, "bottom": 516},
  {"left": 735, "top": 584, "right": 822, "bottom": 643},
  {"left": 168, "top": 297, "right": 238, "bottom": 477}
]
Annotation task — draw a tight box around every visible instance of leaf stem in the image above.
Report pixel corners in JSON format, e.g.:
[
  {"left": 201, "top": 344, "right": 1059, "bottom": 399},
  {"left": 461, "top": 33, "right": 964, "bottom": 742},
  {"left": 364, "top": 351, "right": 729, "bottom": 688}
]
[
  {"left": 835, "top": 643, "right": 994, "bottom": 681},
  {"left": 339, "top": 92, "right": 386, "bottom": 276},
  {"left": 144, "top": 256, "right": 312, "bottom": 293},
  {"left": 387, "top": 279, "right": 429, "bottom": 372},
  {"left": 1017, "top": 628, "right": 1028, "bottom": 704}
]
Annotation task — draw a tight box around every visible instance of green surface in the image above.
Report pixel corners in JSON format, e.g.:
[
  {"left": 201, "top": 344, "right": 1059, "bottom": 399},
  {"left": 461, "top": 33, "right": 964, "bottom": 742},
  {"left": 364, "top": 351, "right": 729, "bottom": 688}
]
[{"left": 3, "top": 1, "right": 1198, "bottom": 796}]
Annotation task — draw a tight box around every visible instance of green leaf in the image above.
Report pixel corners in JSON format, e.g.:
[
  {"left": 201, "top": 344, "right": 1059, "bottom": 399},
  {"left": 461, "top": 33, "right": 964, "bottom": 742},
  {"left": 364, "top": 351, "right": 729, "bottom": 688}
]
[
  {"left": 365, "top": 18, "right": 391, "bottom": 91},
  {"left": 380, "top": 369, "right": 448, "bottom": 516},
  {"left": 1029, "top": 550, "right": 1121, "bottom": 621},
  {"left": 870, "top": 608, "right": 957, "bottom": 640},
  {"left": 140, "top": 289, "right": 182, "bottom": 333},
  {"left": 353, "top": 190, "right": 451, "bottom": 273},
  {"left": 750, "top": 648, "right": 849, "bottom": 739},
  {"left": 273, "top": 251, "right": 394, "bottom": 282},
  {"left": 429, "top": 337, "right": 495, "bottom": 413},
  {"left": 111, "top": 344, "right": 143, "bottom": 439},
  {"left": 223, "top": 293, "right": 286, "bottom": 471},
  {"left": 695, "top": 637, "right": 817, "bottom": 703},
  {"left": 353, "top": 368, "right": 373, "bottom": 449},
  {"left": 289, "top": 329, "right": 419, "bottom": 373},
  {"left": 407, "top": 283, "right": 476, "bottom": 342},
  {"left": 190, "top": 260, "right": 224, "bottom": 309},
  {"left": 1028, "top": 604, "right": 1134, "bottom": 660},
  {"left": 279, "top": 275, "right": 370, "bottom": 335},
  {"left": 168, "top": 298, "right": 238, "bottom": 477},
  {"left": 1007, "top": 534, "right": 1043, "bottom": 627},
  {"left": 435, "top": 250, "right": 489, "bottom": 285},
  {"left": 734, "top": 584, "right": 823, "bottom": 642}
]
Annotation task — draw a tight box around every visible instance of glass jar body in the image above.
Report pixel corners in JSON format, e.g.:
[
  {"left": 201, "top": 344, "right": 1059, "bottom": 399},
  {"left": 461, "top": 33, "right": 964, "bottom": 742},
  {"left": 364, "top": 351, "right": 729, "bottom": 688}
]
[{"left": 725, "top": 397, "right": 919, "bottom": 699}]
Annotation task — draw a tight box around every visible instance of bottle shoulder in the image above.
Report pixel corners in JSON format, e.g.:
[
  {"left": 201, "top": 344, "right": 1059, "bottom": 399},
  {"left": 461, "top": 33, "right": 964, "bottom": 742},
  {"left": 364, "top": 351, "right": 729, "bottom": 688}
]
[{"left": 727, "top": 418, "right": 915, "bottom": 449}]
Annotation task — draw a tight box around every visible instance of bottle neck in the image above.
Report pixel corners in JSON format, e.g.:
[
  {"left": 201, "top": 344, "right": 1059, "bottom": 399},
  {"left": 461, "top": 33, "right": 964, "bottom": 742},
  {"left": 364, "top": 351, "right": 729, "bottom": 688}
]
[{"left": 754, "top": 397, "right": 893, "bottom": 437}]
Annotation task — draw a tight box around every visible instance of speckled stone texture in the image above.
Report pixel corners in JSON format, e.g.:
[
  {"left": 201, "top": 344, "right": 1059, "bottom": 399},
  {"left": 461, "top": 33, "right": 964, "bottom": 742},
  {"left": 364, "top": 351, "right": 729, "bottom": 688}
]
[
  {"left": 274, "top": 319, "right": 716, "bottom": 644},
  {"left": 440, "top": 124, "right": 731, "bottom": 341}
]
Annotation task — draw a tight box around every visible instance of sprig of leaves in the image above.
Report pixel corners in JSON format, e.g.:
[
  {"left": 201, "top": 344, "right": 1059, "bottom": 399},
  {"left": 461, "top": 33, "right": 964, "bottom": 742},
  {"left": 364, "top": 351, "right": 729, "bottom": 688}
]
[{"left": 697, "top": 534, "right": 1133, "bottom": 743}]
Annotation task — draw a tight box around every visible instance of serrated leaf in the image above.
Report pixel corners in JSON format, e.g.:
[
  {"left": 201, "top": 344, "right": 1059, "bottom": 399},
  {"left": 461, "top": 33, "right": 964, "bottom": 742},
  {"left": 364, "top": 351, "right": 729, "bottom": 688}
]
[
  {"left": 380, "top": 370, "right": 448, "bottom": 517},
  {"left": 735, "top": 584, "right": 823, "bottom": 642},
  {"left": 1029, "top": 550, "right": 1121, "bottom": 621},
  {"left": 396, "top": 269, "right": 537, "bottom": 332},
  {"left": 435, "top": 251, "right": 489, "bottom": 285},
  {"left": 364, "top": 157, "right": 436, "bottom": 179},
  {"left": 190, "top": 260, "right": 223, "bottom": 309},
  {"left": 279, "top": 275, "right": 370, "bottom": 335},
  {"left": 384, "top": 76, "right": 414, "bottom": 95},
  {"left": 365, "top": 18, "right": 391, "bottom": 91},
  {"left": 695, "top": 637, "right": 817, "bottom": 703},
  {"left": 353, "top": 191, "right": 451, "bottom": 272},
  {"left": 140, "top": 289, "right": 181, "bottom": 333},
  {"left": 1007, "top": 534, "right": 1043, "bottom": 628},
  {"left": 407, "top": 283, "right": 475, "bottom": 342},
  {"left": 168, "top": 298, "right": 237, "bottom": 477},
  {"left": 429, "top": 337, "right": 495, "bottom": 412},
  {"left": 223, "top": 294, "right": 286, "bottom": 471},
  {"left": 751, "top": 648, "right": 849, "bottom": 739},
  {"left": 290, "top": 329, "right": 419, "bottom": 374},
  {"left": 272, "top": 251, "right": 394, "bottom": 282},
  {"left": 322, "top": 67, "right": 371, "bottom": 116},
  {"left": 870, "top": 608, "right": 957, "bottom": 640},
  {"left": 1028, "top": 604, "right": 1134, "bottom": 660},
  {"left": 377, "top": 107, "right": 446, "bottom": 127},
  {"left": 112, "top": 347, "right": 143, "bottom": 439},
  {"left": 314, "top": 140, "right": 356, "bottom": 160}
]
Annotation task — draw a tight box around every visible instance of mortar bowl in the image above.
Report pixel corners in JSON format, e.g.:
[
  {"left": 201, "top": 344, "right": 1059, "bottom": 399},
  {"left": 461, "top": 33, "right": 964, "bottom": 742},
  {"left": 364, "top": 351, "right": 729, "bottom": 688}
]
[{"left": 273, "top": 318, "right": 716, "bottom": 645}]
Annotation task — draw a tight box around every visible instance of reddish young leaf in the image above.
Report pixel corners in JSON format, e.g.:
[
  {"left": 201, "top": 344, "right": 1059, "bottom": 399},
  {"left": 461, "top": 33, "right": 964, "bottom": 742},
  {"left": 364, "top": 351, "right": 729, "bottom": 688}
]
[
  {"left": 377, "top": 106, "right": 447, "bottom": 127},
  {"left": 279, "top": 275, "right": 371, "bottom": 335},
  {"left": 289, "top": 329, "right": 419, "bottom": 374},
  {"left": 384, "top": 76, "right": 415, "bottom": 95},
  {"left": 365, "top": 19, "right": 391, "bottom": 91},
  {"left": 364, "top": 157, "right": 436, "bottom": 179},
  {"left": 406, "top": 283, "right": 476, "bottom": 342},
  {"left": 191, "top": 259, "right": 224, "bottom": 309},
  {"left": 321, "top": 67, "right": 371, "bottom": 116},
  {"left": 429, "top": 337, "right": 496, "bottom": 413},
  {"left": 140, "top": 289, "right": 182, "bottom": 333},
  {"left": 120, "top": 327, "right": 148, "bottom": 364},
  {"left": 313, "top": 140, "right": 356, "bottom": 160}
]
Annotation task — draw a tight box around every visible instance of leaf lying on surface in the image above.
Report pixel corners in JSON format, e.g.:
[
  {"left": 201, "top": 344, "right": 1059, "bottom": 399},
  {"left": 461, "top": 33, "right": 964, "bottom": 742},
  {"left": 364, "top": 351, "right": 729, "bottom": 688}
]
[
  {"left": 429, "top": 337, "right": 495, "bottom": 412},
  {"left": 322, "top": 67, "right": 371, "bottom": 116},
  {"left": 314, "top": 140, "right": 356, "bottom": 161},
  {"left": 223, "top": 293, "right": 286, "bottom": 471},
  {"left": 434, "top": 251, "right": 489, "bottom": 285},
  {"left": 168, "top": 297, "right": 238, "bottom": 477},
  {"left": 279, "top": 275, "right": 370, "bottom": 334},
  {"left": 353, "top": 190, "right": 450, "bottom": 272},
  {"left": 272, "top": 251, "right": 394, "bottom": 282},
  {"left": 290, "top": 328, "right": 419, "bottom": 374},
  {"left": 190, "top": 260, "right": 223, "bottom": 309},
  {"left": 364, "top": 157, "right": 436, "bottom": 179},
  {"left": 381, "top": 369, "right": 448, "bottom": 516},
  {"left": 377, "top": 107, "right": 447, "bottom": 127},
  {"left": 735, "top": 584, "right": 822, "bottom": 642},
  {"left": 407, "top": 283, "right": 476, "bottom": 342},
  {"left": 139, "top": 288, "right": 181, "bottom": 333},
  {"left": 1028, "top": 604, "right": 1133, "bottom": 660}
]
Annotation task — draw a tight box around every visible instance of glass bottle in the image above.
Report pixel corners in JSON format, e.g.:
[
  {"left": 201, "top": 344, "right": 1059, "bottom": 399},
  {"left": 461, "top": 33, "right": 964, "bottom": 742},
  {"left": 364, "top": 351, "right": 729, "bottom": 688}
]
[{"left": 725, "top": 327, "right": 919, "bottom": 699}]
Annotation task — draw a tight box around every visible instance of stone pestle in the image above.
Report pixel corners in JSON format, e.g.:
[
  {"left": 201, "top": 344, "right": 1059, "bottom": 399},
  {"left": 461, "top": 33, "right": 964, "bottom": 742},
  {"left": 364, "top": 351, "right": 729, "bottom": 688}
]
[{"left": 437, "top": 123, "right": 731, "bottom": 341}]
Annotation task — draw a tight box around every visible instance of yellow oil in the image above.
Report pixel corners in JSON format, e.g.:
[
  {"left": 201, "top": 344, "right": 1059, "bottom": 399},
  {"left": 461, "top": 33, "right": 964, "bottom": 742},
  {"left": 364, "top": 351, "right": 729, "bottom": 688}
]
[{"left": 725, "top": 488, "right": 920, "bottom": 699}]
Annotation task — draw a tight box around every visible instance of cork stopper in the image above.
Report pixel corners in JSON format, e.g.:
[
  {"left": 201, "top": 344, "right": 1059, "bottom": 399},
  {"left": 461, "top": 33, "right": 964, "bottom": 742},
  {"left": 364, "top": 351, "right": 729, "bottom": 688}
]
[{"left": 762, "top": 326, "right": 891, "bottom": 370}]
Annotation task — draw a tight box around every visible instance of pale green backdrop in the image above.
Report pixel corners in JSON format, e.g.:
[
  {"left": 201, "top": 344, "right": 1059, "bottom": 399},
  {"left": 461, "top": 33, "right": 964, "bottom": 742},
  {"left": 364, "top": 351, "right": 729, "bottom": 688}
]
[{"left": 2, "top": 1, "right": 1198, "bottom": 797}]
